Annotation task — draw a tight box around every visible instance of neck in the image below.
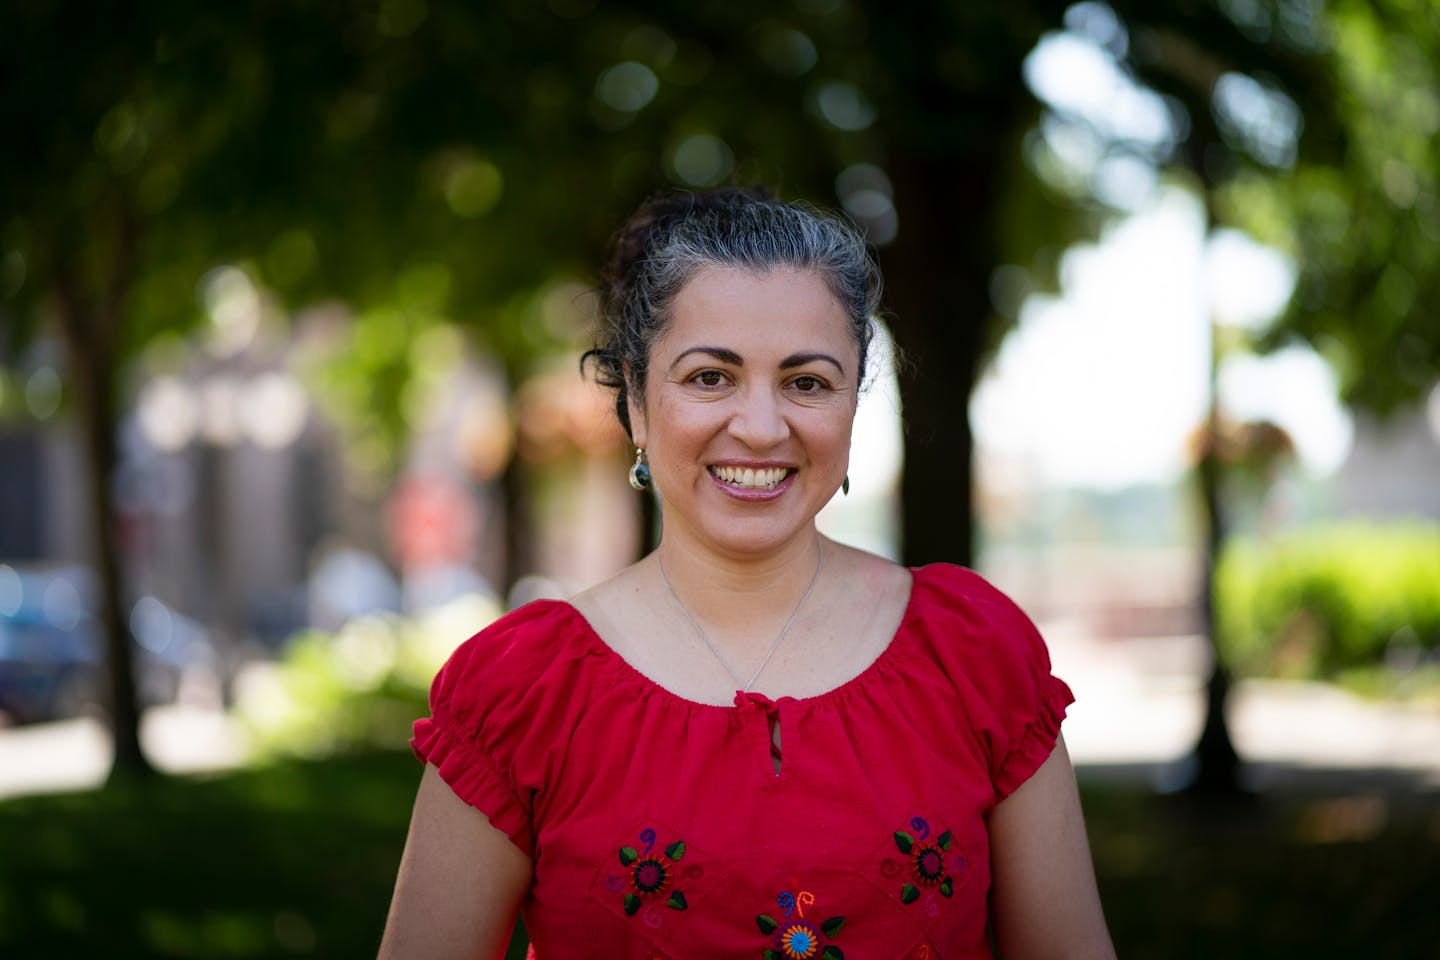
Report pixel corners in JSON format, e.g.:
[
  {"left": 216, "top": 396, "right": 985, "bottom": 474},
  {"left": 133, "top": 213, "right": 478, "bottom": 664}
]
[{"left": 653, "top": 530, "right": 825, "bottom": 641}]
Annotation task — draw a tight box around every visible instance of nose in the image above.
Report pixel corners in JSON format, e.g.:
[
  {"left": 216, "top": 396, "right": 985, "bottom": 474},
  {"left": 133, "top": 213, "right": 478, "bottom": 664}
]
[{"left": 727, "top": 386, "right": 790, "bottom": 450}]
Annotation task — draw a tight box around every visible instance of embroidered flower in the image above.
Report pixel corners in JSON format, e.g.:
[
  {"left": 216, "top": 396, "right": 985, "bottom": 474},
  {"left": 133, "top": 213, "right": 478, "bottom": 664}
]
[
  {"left": 893, "top": 818, "right": 957, "bottom": 904},
  {"left": 615, "top": 832, "right": 691, "bottom": 915},
  {"left": 630, "top": 856, "right": 670, "bottom": 895},
  {"left": 911, "top": 841, "right": 946, "bottom": 887},
  {"left": 757, "top": 898, "right": 845, "bottom": 960}
]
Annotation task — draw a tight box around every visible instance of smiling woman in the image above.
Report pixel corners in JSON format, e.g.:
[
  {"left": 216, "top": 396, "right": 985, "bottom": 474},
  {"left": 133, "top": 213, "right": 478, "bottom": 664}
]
[
  {"left": 378, "top": 188, "right": 1116, "bottom": 960},
  {"left": 633, "top": 265, "right": 858, "bottom": 560}
]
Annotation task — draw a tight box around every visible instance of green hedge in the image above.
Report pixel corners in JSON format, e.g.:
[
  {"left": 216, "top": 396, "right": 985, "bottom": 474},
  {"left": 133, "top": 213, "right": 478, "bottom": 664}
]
[
  {"left": 237, "top": 594, "right": 502, "bottom": 758},
  {"left": 1216, "top": 521, "right": 1440, "bottom": 684}
]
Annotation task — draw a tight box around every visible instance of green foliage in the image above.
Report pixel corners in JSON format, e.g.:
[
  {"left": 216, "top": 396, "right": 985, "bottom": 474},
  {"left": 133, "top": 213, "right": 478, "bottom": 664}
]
[
  {"left": 1217, "top": 0, "right": 1440, "bottom": 414},
  {"left": 1216, "top": 522, "right": 1440, "bottom": 684},
  {"left": 237, "top": 594, "right": 501, "bottom": 759}
]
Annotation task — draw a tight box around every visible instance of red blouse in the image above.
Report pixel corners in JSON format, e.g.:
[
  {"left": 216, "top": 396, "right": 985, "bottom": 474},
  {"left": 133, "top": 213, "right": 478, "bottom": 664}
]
[{"left": 412, "top": 563, "right": 1073, "bottom": 960}]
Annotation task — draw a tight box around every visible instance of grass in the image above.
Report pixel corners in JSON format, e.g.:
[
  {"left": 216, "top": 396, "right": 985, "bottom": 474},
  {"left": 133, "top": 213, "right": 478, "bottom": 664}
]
[
  {"left": 0, "top": 751, "right": 422, "bottom": 959},
  {"left": 1080, "top": 772, "right": 1440, "bottom": 959},
  {"left": 1, "top": 751, "right": 1436, "bottom": 958}
]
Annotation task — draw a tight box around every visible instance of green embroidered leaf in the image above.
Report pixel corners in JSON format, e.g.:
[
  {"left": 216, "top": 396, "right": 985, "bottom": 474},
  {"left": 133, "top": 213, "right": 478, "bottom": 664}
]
[
  {"left": 821, "top": 916, "right": 846, "bottom": 936},
  {"left": 757, "top": 914, "right": 779, "bottom": 935},
  {"left": 763, "top": 951, "right": 781, "bottom": 960},
  {"left": 665, "top": 840, "right": 686, "bottom": 861},
  {"left": 940, "top": 877, "right": 954, "bottom": 898},
  {"left": 821, "top": 947, "right": 844, "bottom": 960},
  {"left": 623, "top": 894, "right": 641, "bottom": 916},
  {"left": 893, "top": 831, "right": 914, "bottom": 854},
  {"left": 667, "top": 890, "right": 688, "bottom": 910},
  {"left": 619, "top": 846, "right": 639, "bottom": 866},
  {"left": 937, "top": 830, "right": 953, "bottom": 851},
  {"left": 900, "top": 883, "right": 919, "bottom": 904}
]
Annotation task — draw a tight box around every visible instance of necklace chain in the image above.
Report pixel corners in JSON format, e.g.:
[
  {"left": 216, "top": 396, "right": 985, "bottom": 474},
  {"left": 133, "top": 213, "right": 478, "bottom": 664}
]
[{"left": 657, "top": 538, "right": 825, "bottom": 693}]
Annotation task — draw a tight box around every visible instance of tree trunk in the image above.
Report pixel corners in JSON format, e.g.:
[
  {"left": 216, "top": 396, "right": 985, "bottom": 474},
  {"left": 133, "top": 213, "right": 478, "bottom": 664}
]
[
  {"left": 55, "top": 274, "right": 155, "bottom": 783},
  {"left": 500, "top": 453, "right": 530, "bottom": 602},
  {"left": 1187, "top": 326, "right": 1242, "bottom": 795},
  {"left": 881, "top": 152, "right": 995, "bottom": 569},
  {"left": 856, "top": 0, "right": 1052, "bottom": 570}
]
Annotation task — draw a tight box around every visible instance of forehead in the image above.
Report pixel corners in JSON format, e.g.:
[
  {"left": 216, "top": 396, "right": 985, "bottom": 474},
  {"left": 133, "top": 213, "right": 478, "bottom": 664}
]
[{"left": 658, "top": 265, "right": 854, "bottom": 354}]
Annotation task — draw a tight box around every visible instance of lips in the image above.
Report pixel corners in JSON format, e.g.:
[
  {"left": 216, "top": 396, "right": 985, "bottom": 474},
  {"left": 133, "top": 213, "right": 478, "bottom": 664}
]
[{"left": 708, "top": 465, "right": 793, "bottom": 490}]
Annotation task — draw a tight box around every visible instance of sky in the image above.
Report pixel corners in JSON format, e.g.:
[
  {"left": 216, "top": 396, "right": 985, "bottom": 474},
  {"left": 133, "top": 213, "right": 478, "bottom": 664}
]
[
  {"left": 963, "top": 10, "right": 1359, "bottom": 493},
  {"left": 970, "top": 186, "right": 1353, "bottom": 491}
]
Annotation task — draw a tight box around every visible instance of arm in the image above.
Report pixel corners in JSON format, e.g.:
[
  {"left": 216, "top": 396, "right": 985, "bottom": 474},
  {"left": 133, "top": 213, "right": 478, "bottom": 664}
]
[
  {"left": 378, "top": 763, "right": 533, "bottom": 960},
  {"left": 988, "top": 737, "right": 1116, "bottom": 960}
]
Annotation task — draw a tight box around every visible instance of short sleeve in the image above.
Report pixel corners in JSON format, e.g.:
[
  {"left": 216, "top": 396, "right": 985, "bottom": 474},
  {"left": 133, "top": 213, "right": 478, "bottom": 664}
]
[
  {"left": 908, "top": 565, "right": 1075, "bottom": 803},
  {"left": 410, "top": 600, "right": 587, "bottom": 857}
]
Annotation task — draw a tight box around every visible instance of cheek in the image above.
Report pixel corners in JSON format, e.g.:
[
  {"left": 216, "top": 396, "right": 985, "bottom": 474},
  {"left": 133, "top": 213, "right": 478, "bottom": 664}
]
[{"left": 807, "top": 408, "right": 857, "bottom": 459}]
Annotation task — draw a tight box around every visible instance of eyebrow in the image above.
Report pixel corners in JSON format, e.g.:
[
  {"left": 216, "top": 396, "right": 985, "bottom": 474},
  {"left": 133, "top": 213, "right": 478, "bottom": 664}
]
[
  {"left": 780, "top": 352, "right": 846, "bottom": 375},
  {"left": 668, "top": 346, "right": 743, "bottom": 370},
  {"left": 668, "top": 346, "right": 846, "bottom": 375}
]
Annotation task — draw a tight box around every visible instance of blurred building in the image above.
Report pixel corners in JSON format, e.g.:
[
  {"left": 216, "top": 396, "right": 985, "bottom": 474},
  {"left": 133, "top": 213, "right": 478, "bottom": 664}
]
[
  {"left": 1332, "top": 404, "right": 1440, "bottom": 520},
  {"left": 0, "top": 319, "right": 639, "bottom": 664}
]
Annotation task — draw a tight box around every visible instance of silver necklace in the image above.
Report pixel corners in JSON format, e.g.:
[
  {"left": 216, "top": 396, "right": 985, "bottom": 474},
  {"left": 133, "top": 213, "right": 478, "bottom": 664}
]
[{"left": 657, "top": 537, "right": 825, "bottom": 693}]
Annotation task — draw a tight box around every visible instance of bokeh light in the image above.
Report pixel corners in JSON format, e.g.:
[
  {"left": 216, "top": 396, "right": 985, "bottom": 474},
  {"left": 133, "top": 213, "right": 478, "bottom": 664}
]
[
  {"left": 595, "top": 61, "right": 659, "bottom": 113},
  {"left": 813, "top": 81, "right": 876, "bottom": 132},
  {"left": 239, "top": 372, "right": 310, "bottom": 450},
  {"left": 136, "top": 376, "right": 200, "bottom": 452},
  {"left": 24, "top": 366, "right": 62, "bottom": 420},
  {"left": 668, "top": 133, "right": 734, "bottom": 186}
]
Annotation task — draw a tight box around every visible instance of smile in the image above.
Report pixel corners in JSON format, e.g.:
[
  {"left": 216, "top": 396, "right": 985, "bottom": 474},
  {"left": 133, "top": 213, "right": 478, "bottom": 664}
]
[{"left": 708, "top": 465, "right": 793, "bottom": 490}]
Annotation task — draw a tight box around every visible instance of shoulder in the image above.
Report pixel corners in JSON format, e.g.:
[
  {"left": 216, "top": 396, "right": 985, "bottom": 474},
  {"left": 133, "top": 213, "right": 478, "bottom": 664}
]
[
  {"left": 907, "top": 563, "right": 1040, "bottom": 645},
  {"left": 902, "top": 564, "right": 1074, "bottom": 799},
  {"left": 900, "top": 562, "right": 1062, "bottom": 715},
  {"left": 414, "top": 599, "right": 597, "bottom": 855},
  {"left": 427, "top": 599, "right": 595, "bottom": 721}
]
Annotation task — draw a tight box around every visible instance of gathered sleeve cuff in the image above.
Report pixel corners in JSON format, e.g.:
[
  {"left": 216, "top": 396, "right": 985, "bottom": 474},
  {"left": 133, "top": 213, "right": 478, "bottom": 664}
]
[
  {"left": 908, "top": 564, "right": 1076, "bottom": 805},
  {"left": 409, "top": 600, "right": 590, "bottom": 857},
  {"left": 412, "top": 709, "right": 534, "bottom": 854},
  {"left": 992, "top": 672, "right": 1074, "bottom": 800}
]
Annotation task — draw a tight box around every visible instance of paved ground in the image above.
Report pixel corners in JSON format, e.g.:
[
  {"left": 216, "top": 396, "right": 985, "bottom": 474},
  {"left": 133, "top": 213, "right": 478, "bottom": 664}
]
[
  {"left": 2, "top": 627, "right": 1438, "bottom": 799},
  {"left": 1049, "top": 625, "right": 1440, "bottom": 792}
]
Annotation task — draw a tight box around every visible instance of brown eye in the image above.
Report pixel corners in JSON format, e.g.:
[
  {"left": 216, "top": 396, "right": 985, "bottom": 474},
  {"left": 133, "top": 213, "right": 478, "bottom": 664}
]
[
  {"left": 695, "top": 370, "right": 725, "bottom": 387},
  {"left": 792, "top": 375, "right": 824, "bottom": 393}
]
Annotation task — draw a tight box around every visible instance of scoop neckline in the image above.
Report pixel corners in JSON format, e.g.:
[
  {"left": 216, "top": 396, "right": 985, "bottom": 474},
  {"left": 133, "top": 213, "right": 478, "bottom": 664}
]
[{"left": 553, "top": 564, "right": 928, "bottom": 712}]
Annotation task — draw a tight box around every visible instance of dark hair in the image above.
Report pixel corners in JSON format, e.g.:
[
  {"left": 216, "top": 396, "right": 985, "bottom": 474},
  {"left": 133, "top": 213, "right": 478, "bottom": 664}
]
[{"left": 582, "top": 186, "right": 882, "bottom": 440}]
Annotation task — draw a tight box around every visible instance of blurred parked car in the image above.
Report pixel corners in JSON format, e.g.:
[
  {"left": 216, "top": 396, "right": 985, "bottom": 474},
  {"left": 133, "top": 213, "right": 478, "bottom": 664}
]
[{"left": 0, "top": 564, "right": 212, "bottom": 724}]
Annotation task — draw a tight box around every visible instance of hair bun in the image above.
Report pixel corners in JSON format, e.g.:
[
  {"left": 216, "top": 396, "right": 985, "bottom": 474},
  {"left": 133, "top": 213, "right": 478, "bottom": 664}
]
[{"left": 602, "top": 186, "right": 776, "bottom": 296}]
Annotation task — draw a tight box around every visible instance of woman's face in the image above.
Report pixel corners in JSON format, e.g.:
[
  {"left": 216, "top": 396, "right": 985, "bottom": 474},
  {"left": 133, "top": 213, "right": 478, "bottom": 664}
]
[{"left": 629, "top": 265, "right": 861, "bottom": 560}]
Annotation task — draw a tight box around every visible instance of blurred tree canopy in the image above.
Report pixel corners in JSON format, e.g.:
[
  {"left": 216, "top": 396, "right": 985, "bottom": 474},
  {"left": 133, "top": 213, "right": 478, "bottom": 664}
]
[
  {"left": 3, "top": 0, "right": 1439, "bottom": 782},
  {"left": 1213, "top": 0, "right": 1440, "bottom": 413}
]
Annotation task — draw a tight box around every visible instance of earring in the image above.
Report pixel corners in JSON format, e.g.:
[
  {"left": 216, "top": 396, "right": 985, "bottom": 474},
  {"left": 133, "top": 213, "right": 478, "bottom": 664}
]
[
  {"left": 842, "top": 475, "right": 850, "bottom": 496},
  {"left": 628, "top": 447, "right": 652, "bottom": 491}
]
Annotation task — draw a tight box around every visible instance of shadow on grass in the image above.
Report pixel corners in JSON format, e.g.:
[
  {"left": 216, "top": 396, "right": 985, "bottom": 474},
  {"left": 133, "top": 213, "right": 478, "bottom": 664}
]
[
  {"left": 1, "top": 751, "right": 1436, "bottom": 958},
  {"left": 1079, "top": 762, "right": 1440, "bottom": 960},
  {"left": 0, "top": 751, "right": 459, "bottom": 959}
]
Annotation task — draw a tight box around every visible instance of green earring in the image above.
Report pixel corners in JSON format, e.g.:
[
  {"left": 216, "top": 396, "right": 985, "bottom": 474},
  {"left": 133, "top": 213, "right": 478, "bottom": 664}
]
[{"left": 628, "top": 448, "right": 651, "bottom": 491}]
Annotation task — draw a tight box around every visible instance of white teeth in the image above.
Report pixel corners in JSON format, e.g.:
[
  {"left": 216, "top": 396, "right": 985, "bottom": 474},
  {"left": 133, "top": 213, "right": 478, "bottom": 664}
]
[{"left": 712, "top": 466, "right": 787, "bottom": 489}]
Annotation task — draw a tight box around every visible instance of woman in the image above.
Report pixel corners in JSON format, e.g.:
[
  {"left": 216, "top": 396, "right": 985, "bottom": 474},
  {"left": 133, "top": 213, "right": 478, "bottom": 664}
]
[{"left": 379, "top": 188, "right": 1115, "bottom": 959}]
